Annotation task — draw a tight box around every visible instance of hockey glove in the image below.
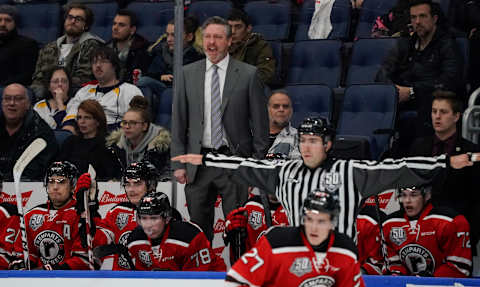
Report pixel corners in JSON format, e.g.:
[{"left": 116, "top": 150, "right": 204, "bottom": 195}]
[
  {"left": 225, "top": 207, "right": 248, "bottom": 233},
  {"left": 8, "top": 259, "right": 26, "bottom": 270},
  {"left": 75, "top": 173, "right": 91, "bottom": 199}
]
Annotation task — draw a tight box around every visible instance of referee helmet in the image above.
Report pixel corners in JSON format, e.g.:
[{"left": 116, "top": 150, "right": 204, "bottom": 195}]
[{"left": 298, "top": 117, "right": 335, "bottom": 144}]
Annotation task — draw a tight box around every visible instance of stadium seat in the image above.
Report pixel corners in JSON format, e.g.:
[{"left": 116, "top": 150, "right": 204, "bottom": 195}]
[
  {"left": 84, "top": 1, "right": 118, "bottom": 42},
  {"left": 244, "top": 0, "right": 291, "bottom": 41},
  {"left": 154, "top": 88, "right": 173, "bottom": 130},
  {"left": 345, "top": 38, "right": 398, "bottom": 85},
  {"left": 15, "top": 2, "right": 61, "bottom": 46},
  {"left": 187, "top": 1, "right": 232, "bottom": 26},
  {"left": 54, "top": 130, "right": 73, "bottom": 148},
  {"left": 337, "top": 84, "right": 397, "bottom": 160},
  {"left": 295, "top": 0, "right": 351, "bottom": 41},
  {"left": 455, "top": 37, "right": 469, "bottom": 80},
  {"left": 354, "top": 0, "right": 396, "bottom": 38},
  {"left": 126, "top": 1, "right": 174, "bottom": 42},
  {"left": 268, "top": 40, "right": 283, "bottom": 85},
  {"left": 287, "top": 40, "right": 342, "bottom": 88},
  {"left": 432, "top": 0, "right": 450, "bottom": 16},
  {"left": 285, "top": 84, "right": 334, "bottom": 127}
]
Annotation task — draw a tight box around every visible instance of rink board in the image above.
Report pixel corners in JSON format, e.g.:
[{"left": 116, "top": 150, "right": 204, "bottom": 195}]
[{"left": 1, "top": 271, "right": 480, "bottom": 287}]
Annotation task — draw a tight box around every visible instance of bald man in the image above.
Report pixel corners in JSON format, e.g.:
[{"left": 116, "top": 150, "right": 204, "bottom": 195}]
[{"left": 0, "top": 83, "right": 57, "bottom": 180}]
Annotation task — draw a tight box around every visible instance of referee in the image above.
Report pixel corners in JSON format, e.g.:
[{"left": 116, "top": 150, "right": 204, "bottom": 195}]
[{"left": 172, "top": 117, "right": 477, "bottom": 240}]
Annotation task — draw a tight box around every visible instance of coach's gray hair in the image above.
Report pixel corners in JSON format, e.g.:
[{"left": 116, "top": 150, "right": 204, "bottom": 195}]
[{"left": 201, "top": 16, "right": 232, "bottom": 38}]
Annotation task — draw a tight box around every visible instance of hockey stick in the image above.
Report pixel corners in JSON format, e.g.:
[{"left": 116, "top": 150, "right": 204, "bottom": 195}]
[
  {"left": 13, "top": 138, "right": 47, "bottom": 270},
  {"left": 84, "top": 165, "right": 96, "bottom": 270},
  {"left": 93, "top": 244, "right": 136, "bottom": 270},
  {"left": 373, "top": 194, "right": 391, "bottom": 274},
  {"left": 259, "top": 189, "right": 272, "bottom": 227}
]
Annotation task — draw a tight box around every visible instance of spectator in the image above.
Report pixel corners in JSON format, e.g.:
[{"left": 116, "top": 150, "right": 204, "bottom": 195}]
[
  {"left": 383, "top": 185, "right": 472, "bottom": 277},
  {"left": 63, "top": 46, "right": 143, "bottom": 133},
  {"left": 107, "top": 96, "right": 171, "bottom": 179},
  {"left": 33, "top": 67, "right": 73, "bottom": 130},
  {"left": 227, "top": 8, "right": 276, "bottom": 87},
  {"left": 31, "top": 2, "right": 104, "bottom": 99},
  {"left": 57, "top": 99, "right": 120, "bottom": 180},
  {"left": 267, "top": 89, "right": 300, "bottom": 159},
  {"left": 171, "top": 16, "right": 269, "bottom": 242},
  {"left": 107, "top": 9, "right": 151, "bottom": 84},
  {"left": 0, "top": 83, "right": 58, "bottom": 181},
  {"left": 137, "top": 16, "right": 204, "bottom": 110},
  {"left": 375, "top": 0, "right": 463, "bottom": 139},
  {"left": 0, "top": 5, "right": 38, "bottom": 87},
  {"left": 408, "top": 90, "right": 480, "bottom": 250}
]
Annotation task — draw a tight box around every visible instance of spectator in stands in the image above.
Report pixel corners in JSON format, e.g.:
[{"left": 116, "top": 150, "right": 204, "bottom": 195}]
[
  {"left": 227, "top": 8, "right": 276, "bottom": 87},
  {"left": 0, "top": 5, "right": 38, "bottom": 87},
  {"left": 137, "top": 17, "right": 204, "bottom": 106},
  {"left": 63, "top": 46, "right": 143, "bottom": 133},
  {"left": 107, "top": 96, "right": 171, "bottom": 179},
  {"left": 57, "top": 99, "right": 120, "bottom": 180},
  {"left": 267, "top": 89, "right": 300, "bottom": 159},
  {"left": 383, "top": 184, "right": 472, "bottom": 277},
  {"left": 0, "top": 83, "right": 57, "bottom": 181},
  {"left": 408, "top": 90, "right": 480, "bottom": 251},
  {"left": 107, "top": 9, "right": 151, "bottom": 84},
  {"left": 376, "top": 0, "right": 462, "bottom": 140},
  {"left": 33, "top": 67, "right": 73, "bottom": 130},
  {"left": 31, "top": 2, "right": 104, "bottom": 99}
]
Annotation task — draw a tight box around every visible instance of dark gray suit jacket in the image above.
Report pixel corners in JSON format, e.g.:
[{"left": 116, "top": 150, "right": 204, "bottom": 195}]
[{"left": 171, "top": 57, "right": 269, "bottom": 182}]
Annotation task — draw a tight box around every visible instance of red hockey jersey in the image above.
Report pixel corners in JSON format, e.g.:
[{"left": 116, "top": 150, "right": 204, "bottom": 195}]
[
  {"left": 356, "top": 205, "right": 384, "bottom": 275},
  {"left": 0, "top": 203, "right": 19, "bottom": 269},
  {"left": 14, "top": 200, "right": 89, "bottom": 269},
  {"left": 226, "top": 227, "right": 365, "bottom": 287},
  {"left": 127, "top": 220, "right": 226, "bottom": 271},
  {"left": 383, "top": 203, "right": 472, "bottom": 277}
]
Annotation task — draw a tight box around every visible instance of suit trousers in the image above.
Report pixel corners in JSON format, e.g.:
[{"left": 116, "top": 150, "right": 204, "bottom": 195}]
[{"left": 185, "top": 165, "right": 249, "bottom": 242}]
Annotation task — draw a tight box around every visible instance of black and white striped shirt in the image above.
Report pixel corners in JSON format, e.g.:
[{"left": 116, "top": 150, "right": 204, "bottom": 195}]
[{"left": 203, "top": 154, "right": 447, "bottom": 240}]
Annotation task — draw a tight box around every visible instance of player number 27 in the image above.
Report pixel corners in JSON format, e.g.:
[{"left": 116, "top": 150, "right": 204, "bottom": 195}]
[
  {"left": 191, "top": 248, "right": 211, "bottom": 266},
  {"left": 241, "top": 248, "right": 264, "bottom": 272}
]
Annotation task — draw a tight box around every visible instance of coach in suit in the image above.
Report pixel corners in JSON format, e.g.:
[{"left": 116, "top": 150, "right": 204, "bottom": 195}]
[{"left": 171, "top": 16, "right": 269, "bottom": 241}]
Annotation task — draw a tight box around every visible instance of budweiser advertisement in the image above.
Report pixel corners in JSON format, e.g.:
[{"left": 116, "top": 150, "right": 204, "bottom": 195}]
[{"left": 363, "top": 189, "right": 401, "bottom": 214}]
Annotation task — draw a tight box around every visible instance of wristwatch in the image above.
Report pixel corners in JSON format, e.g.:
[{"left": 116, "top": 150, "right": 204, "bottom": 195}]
[{"left": 409, "top": 87, "right": 415, "bottom": 100}]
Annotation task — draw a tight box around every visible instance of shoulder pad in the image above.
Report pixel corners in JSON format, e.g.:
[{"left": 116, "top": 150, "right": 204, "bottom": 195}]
[
  {"left": 386, "top": 210, "right": 404, "bottom": 220},
  {"left": 429, "top": 205, "right": 461, "bottom": 219},
  {"left": 127, "top": 225, "right": 148, "bottom": 244},
  {"left": 0, "top": 202, "right": 19, "bottom": 216},
  {"left": 332, "top": 231, "right": 358, "bottom": 257},
  {"left": 115, "top": 202, "right": 137, "bottom": 210},
  {"left": 168, "top": 221, "right": 202, "bottom": 244},
  {"left": 265, "top": 226, "right": 304, "bottom": 248}
]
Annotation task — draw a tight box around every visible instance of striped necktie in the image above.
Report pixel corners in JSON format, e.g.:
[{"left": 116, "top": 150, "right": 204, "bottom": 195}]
[{"left": 211, "top": 64, "right": 223, "bottom": 149}]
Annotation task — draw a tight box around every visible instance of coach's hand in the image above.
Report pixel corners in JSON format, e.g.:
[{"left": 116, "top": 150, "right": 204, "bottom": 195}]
[{"left": 172, "top": 154, "right": 204, "bottom": 165}]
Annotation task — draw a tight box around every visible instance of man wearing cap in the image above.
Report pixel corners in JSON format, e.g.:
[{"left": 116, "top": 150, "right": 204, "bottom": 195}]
[
  {"left": 0, "top": 4, "right": 38, "bottom": 87},
  {"left": 173, "top": 116, "right": 479, "bottom": 240}
]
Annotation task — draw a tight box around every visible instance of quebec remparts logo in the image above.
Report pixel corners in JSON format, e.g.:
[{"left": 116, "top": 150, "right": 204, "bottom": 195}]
[
  {"left": 289, "top": 257, "right": 312, "bottom": 277},
  {"left": 34, "top": 230, "right": 65, "bottom": 265},
  {"left": 399, "top": 244, "right": 435, "bottom": 275},
  {"left": 29, "top": 214, "right": 44, "bottom": 231},
  {"left": 299, "top": 275, "right": 335, "bottom": 287}
]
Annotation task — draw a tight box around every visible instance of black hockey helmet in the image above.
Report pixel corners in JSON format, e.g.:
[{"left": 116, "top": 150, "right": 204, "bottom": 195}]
[
  {"left": 137, "top": 191, "right": 172, "bottom": 219},
  {"left": 122, "top": 161, "right": 158, "bottom": 192},
  {"left": 302, "top": 189, "right": 340, "bottom": 219},
  {"left": 44, "top": 161, "right": 79, "bottom": 188},
  {"left": 396, "top": 184, "right": 431, "bottom": 200},
  {"left": 298, "top": 117, "right": 335, "bottom": 143}
]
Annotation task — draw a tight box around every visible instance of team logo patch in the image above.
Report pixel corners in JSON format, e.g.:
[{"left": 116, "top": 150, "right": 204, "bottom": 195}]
[
  {"left": 299, "top": 275, "right": 335, "bottom": 287},
  {"left": 390, "top": 227, "right": 407, "bottom": 246},
  {"left": 289, "top": 257, "right": 312, "bottom": 277},
  {"left": 29, "top": 214, "right": 44, "bottom": 231},
  {"left": 116, "top": 213, "right": 129, "bottom": 230},
  {"left": 320, "top": 172, "right": 342, "bottom": 192},
  {"left": 400, "top": 244, "right": 435, "bottom": 275},
  {"left": 118, "top": 254, "right": 131, "bottom": 270},
  {"left": 138, "top": 250, "right": 152, "bottom": 267},
  {"left": 248, "top": 211, "right": 263, "bottom": 230},
  {"left": 34, "top": 230, "right": 65, "bottom": 265}
]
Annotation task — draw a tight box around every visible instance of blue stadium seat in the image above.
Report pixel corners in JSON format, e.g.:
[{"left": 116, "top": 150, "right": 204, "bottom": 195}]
[
  {"left": 85, "top": 1, "right": 118, "bottom": 42},
  {"left": 126, "top": 1, "right": 174, "bottom": 42},
  {"left": 455, "top": 37, "right": 469, "bottom": 80},
  {"left": 15, "top": 2, "right": 61, "bottom": 46},
  {"left": 337, "top": 84, "right": 397, "bottom": 160},
  {"left": 54, "top": 130, "right": 73, "bottom": 148},
  {"left": 354, "top": 0, "right": 396, "bottom": 38},
  {"left": 295, "top": 0, "right": 351, "bottom": 41},
  {"left": 187, "top": 1, "right": 232, "bottom": 26},
  {"left": 285, "top": 84, "right": 333, "bottom": 127},
  {"left": 433, "top": 0, "right": 450, "bottom": 16},
  {"left": 154, "top": 88, "right": 173, "bottom": 130},
  {"left": 244, "top": 0, "right": 290, "bottom": 41},
  {"left": 268, "top": 40, "right": 283, "bottom": 85},
  {"left": 287, "top": 40, "right": 342, "bottom": 88},
  {"left": 345, "top": 38, "right": 398, "bottom": 85}
]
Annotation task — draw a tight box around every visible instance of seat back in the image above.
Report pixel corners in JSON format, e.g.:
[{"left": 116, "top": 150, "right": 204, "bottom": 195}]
[
  {"left": 244, "top": 0, "right": 290, "bottom": 41},
  {"left": 154, "top": 88, "right": 173, "bottom": 130},
  {"left": 85, "top": 1, "right": 118, "bottom": 42},
  {"left": 187, "top": 1, "right": 232, "bottom": 25},
  {"left": 127, "top": 1, "right": 174, "bottom": 42},
  {"left": 337, "top": 84, "right": 397, "bottom": 159},
  {"left": 16, "top": 2, "right": 61, "bottom": 46},
  {"left": 268, "top": 40, "right": 283, "bottom": 85},
  {"left": 285, "top": 84, "right": 334, "bottom": 127}
]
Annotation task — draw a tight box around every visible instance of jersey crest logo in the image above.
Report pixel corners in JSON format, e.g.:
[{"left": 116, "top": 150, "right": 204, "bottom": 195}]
[
  {"left": 138, "top": 250, "right": 152, "bottom": 267},
  {"left": 119, "top": 231, "right": 132, "bottom": 246},
  {"left": 299, "top": 275, "right": 335, "bottom": 287},
  {"left": 34, "top": 230, "right": 65, "bottom": 265},
  {"left": 289, "top": 257, "right": 312, "bottom": 277},
  {"left": 321, "top": 172, "right": 342, "bottom": 192},
  {"left": 29, "top": 214, "right": 44, "bottom": 231},
  {"left": 399, "top": 243, "right": 435, "bottom": 275},
  {"left": 116, "top": 213, "right": 129, "bottom": 230},
  {"left": 248, "top": 211, "right": 263, "bottom": 230},
  {"left": 390, "top": 227, "right": 407, "bottom": 246}
]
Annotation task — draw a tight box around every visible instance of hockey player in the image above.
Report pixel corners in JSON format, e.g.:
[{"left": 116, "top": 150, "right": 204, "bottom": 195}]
[
  {"left": 0, "top": 202, "right": 20, "bottom": 269},
  {"left": 225, "top": 190, "right": 365, "bottom": 287},
  {"left": 127, "top": 191, "right": 226, "bottom": 271},
  {"left": 356, "top": 204, "right": 385, "bottom": 275},
  {"left": 10, "top": 161, "right": 90, "bottom": 270},
  {"left": 383, "top": 185, "right": 472, "bottom": 277},
  {"left": 172, "top": 116, "right": 478, "bottom": 240}
]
